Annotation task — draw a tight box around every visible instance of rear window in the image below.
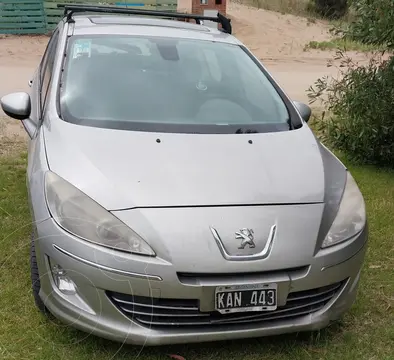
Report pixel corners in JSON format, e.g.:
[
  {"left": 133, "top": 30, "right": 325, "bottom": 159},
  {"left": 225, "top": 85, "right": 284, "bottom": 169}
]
[{"left": 59, "top": 35, "right": 291, "bottom": 134}]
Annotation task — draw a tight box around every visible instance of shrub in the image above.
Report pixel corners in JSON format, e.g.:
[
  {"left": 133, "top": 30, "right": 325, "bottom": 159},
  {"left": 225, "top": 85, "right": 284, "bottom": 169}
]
[
  {"left": 313, "top": 0, "right": 348, "bottom": 19},
  {"left": 346, "top": 0, "right": 394, "bottom": 48},
  {"left": 307, "top": 0, "right": 394, "bottom": 167},
  {"left": 308, "top": 53, "right": 394, "bottom": 167}
]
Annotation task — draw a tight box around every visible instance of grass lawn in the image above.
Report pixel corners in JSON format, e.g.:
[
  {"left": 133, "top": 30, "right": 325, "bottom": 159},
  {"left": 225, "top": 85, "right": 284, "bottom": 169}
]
[
  {"left": 0, "top": 138, "right": 393, "bottom": 360},
  {"left": 305, "top": 38, "right": 387, "bottom": 52}
]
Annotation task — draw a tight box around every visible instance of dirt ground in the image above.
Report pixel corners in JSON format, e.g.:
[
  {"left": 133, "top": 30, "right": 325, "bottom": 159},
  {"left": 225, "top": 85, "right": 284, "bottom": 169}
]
[{"left": 0, "top": 1, "right": 372, "bottom": 139}]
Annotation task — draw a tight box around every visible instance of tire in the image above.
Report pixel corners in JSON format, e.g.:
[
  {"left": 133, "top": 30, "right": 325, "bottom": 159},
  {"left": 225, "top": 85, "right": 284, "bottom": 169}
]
[{"left": 30, "top": 232, "right": 50, "bottom": 316}]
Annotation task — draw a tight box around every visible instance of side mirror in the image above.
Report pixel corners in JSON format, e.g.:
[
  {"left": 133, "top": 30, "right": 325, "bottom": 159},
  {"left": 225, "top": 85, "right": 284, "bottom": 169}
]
[
  {"left": 1, "top": 92, "right": 31, "bottom": 120},
  {"left": 293, "top": 101, "right": 312, "bottom": 123}
]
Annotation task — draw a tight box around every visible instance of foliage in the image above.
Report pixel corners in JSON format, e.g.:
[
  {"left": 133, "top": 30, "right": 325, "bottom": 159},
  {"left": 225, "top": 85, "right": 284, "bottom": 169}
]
[
  {"left": 305, "top": 38, "right": 385, "bottom": 52},
  {"left": 308, "top": 52, "right": 394, "bottom": 167},
  {"left": 346, "top": 0, "right": 394, "bottom": 48},
  {"left": 308, "top": 1, "right": 394, "bottom": 167},
  {"left": 313, "top": 0, "right": 348, "bottom": 19}
]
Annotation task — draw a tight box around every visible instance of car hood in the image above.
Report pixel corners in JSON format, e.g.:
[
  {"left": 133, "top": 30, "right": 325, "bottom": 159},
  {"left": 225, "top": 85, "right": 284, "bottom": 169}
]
[{"left": 43, "top": 119, "right": 325, "bottom": 210}]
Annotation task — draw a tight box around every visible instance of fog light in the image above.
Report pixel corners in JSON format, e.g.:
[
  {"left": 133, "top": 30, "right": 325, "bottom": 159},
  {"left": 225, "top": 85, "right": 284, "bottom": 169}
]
[{"left": 51, "top": 264, "right": 77, "bottom": 295}]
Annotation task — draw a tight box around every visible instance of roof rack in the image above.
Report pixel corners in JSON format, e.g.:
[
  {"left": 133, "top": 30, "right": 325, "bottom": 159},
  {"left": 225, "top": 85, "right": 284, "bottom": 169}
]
[{"left": 58, "top": 3, "right": 232, "bottom": 34}]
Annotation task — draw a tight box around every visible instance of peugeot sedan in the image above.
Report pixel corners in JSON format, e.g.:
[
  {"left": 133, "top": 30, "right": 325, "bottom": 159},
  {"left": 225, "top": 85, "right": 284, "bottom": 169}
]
[{"left": 0, "top": 5, "right": 367, "bottom": 346}]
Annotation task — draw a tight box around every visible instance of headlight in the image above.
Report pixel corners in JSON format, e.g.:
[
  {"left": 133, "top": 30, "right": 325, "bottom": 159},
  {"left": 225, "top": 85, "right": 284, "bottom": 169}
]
[
  {"left": 45, "top": 171, "right": 155, "bottom": 256},
  {"left": 322, "top": 171, "right": 366, "bottom": 248}
]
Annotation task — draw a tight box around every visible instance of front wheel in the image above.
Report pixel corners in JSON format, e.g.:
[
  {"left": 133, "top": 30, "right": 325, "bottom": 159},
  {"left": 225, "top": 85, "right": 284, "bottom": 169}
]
[{"left": 30, "top": 232, "right": 50, "bottom": 316}]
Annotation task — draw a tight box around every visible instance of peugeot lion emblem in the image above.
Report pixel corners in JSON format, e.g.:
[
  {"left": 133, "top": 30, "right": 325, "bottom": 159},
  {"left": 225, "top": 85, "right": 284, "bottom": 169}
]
[
  {"left": 235, "top": 228, "right": 256, "bottom": 249},
  {"left": 210, "top": 224, "right": 277, "bottom": 261}
]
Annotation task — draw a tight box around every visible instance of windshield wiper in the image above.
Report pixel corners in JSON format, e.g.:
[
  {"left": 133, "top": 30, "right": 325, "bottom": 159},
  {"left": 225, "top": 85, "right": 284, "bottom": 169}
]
[{"left": 235, "top": 128, "right": 259, "bottom": 134}]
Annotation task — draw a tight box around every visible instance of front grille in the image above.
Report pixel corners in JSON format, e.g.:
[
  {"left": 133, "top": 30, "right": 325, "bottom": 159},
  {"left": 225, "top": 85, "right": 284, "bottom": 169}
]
[
  {"left": 107, "top": 281, "right": 344, "bottom": 328},
  {"left": 177, "top": 265, "right": 310, "bottom": 285}
]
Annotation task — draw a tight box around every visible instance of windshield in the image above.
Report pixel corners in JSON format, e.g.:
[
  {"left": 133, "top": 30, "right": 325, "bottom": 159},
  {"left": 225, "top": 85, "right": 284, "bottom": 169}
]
[{"left": 59, "top": 35, "right": 291, "bottom": 134}]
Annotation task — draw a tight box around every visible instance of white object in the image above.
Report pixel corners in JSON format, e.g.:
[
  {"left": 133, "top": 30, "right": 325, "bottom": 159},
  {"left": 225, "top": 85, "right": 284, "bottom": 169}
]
[{"left": 203, "top": 9, "right": 219, "bottom": 29}]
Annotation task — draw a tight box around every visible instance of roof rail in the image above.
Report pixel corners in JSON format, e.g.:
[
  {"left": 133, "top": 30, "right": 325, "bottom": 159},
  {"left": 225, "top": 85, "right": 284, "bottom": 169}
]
[{"left": 57, "top": 3, "right": 232, "bottom": 34}]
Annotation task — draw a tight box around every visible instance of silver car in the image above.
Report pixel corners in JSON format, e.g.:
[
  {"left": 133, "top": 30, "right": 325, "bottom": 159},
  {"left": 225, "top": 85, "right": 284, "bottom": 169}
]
[{"left": 1, "top": 4, "right": 367, "bottom": 346}]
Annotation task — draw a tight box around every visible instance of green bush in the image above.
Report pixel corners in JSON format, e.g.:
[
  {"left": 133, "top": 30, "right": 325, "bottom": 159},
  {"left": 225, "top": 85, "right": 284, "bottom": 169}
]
[
  {"left": 314, "top": 0, "right": 348, "bottom": 19},
  {"left": 347, "top": 0, "right": 394, "bottom": 48},
  {"left": 308, "top": 53, "right": 394, "bottom": 167},
  {"left": 307, "top": 0, "right": 394, "bottom": 167}
]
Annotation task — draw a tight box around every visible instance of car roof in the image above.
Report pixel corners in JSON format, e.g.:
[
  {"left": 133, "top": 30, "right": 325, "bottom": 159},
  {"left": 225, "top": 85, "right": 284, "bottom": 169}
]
[{"left": 69, "top": 14, "right": 242, "bottom": 45}]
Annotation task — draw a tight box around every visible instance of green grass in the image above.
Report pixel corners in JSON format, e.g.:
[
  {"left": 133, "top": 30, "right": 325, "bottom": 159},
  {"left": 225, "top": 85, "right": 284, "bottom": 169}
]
[
  {"left": 236, "top": 0, "right": 353, "bottom": 21},
  {"left": 0, "top": 143, "right": 393, "bottom": 360},
  {"left": 237, "top": 0, "right": 313, "bottom": 17},
  {"left": 305, "top": 38, "right": 387, "bottom": 52}
]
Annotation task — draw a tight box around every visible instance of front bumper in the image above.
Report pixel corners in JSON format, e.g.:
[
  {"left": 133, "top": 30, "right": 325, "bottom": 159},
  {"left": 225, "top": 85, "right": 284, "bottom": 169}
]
[{"left": 35, "top": 218, "right": 368, "bottom": 346}]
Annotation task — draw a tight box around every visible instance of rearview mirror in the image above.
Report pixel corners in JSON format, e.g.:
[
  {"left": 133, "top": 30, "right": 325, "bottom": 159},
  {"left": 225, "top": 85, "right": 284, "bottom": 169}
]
[
  {"left": 293, "top": 101, "right": 312, "bottom": 123},
  {"left": 1, "top": 92, "right": 31, "bottom": 120}
]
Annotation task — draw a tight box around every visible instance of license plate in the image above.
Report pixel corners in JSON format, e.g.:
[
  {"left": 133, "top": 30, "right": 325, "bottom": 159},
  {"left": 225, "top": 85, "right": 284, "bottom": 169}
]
[{"left": 215, "top": 283, "right": 277, "bottom": 314}]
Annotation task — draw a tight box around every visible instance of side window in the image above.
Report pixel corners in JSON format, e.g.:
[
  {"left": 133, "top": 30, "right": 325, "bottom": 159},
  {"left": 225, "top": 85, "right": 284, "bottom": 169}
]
[{"left": 40, "top": 29, "right": 60, "bottom": 112}]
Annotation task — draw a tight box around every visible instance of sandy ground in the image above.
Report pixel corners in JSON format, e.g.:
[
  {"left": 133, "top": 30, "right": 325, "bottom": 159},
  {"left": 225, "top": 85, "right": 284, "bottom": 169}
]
[{"left": 0, "top": 1, "right": 372, "bottom": 139}]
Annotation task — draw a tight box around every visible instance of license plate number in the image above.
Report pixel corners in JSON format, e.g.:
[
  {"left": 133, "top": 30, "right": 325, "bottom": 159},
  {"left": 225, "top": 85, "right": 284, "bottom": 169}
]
[{"left": 215, "top": 283, "right": 277, "bottom": 314}]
